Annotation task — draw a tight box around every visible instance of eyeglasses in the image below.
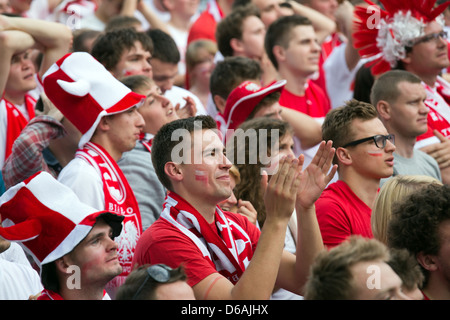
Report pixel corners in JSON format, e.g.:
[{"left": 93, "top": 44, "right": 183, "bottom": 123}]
[
  {"left": 411, "top": 31, "right": 448, "bottom": 46},
  {"left": 132, "top": 264, "right": 173, "bottom": 300},
  {"left": 342, "top": 134, "right": 395, "bottom": 149}
]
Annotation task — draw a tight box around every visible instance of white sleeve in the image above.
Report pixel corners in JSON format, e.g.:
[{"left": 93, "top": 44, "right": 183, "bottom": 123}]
[
  {"left": 323, "top": 43, "right": 365, "bottom": 109},
  {"left": 57, "top": 158, "right": 105, "bottom": 210}
]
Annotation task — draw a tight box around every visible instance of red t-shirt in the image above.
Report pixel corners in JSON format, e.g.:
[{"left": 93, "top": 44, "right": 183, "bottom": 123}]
[
  {"left": 315, "top": 180, "right": 373, "bottom": 249},
  {"left": 132, "top": 210, "right": 260, "bottom": 287},
  {"left": 279, "top": 79, "right": 331, "bottom": 119}
]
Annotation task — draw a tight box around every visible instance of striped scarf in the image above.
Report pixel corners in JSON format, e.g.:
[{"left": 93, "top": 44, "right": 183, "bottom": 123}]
[{"left": 161, "top": 192, "right": 254, "bottom": 284}]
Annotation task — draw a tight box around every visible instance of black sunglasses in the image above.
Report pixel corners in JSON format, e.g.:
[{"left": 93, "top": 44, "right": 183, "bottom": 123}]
[
  {"left": 342, "top": 134, "right": 395, "bottom": 149},
  {"left": 132, "top": 264, "right": 173, "bottom": 300}
]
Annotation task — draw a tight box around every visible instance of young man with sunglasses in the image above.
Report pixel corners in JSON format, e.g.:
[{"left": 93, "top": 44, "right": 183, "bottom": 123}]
[
  {"left": 371, "top": 70, "right": 442, "bottom": 185},
  {"left": 315, "top": 99, "right": 396, "bottom": 248},
  {"left": 353, "top": 0, "right": 450, "bottom": 184}
]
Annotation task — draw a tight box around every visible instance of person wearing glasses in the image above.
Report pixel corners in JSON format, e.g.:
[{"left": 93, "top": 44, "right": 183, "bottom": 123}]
[
  {"left": 315, "top": 99, "right": 395, "bottom": 248},
  {"left": 116, "top": 264, "right": 195, "bottom": 300},
  {"left": 353, "top": 0, "right": 450, "bottom": 185},
  {"left": 371, "top": 70, "right": 442, "bottom": 186}
]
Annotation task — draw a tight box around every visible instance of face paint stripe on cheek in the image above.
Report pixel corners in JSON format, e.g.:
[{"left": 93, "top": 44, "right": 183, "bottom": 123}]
[
  {"left": 195, "top": 170, "right": 208, "bottom": 182},
  {"left": 367, "top": 150, "right": 383, "bottom": 156}
]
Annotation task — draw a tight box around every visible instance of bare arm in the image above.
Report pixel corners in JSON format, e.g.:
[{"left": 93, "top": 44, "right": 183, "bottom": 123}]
[
  {"left": 137, "top": 0, "right": 170, "bottom": 33},
  {"left": 192, "top": 156, "right": 302, "bottom": 300},
  {"left": 0, "top": 15, "right": 72, "bottom": 78},
  {"left": 336, "top": 1, "right": 360, "bottom": 71},
  {"left": 276, "top": 140, "right": 337, "bottom": 293},
  {"left": 288, "top": 0, "right": 336, "bottom": 44},
  {"left": 0, "top": 29, "right": 35, "bottom": 97},
  {"left": 280, "top": 107, "right": 323, "bottom": 149}
]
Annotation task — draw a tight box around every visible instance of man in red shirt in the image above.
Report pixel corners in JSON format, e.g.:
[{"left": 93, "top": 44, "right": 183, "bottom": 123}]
[
  {"left": 133, "top": 115, "right": 337, "bottom": 299},
  {"left": 316, "top": 100, "right": 396, "bottom": 248},
  {"left": 265, "top": 14, "right": 330, "bottom": 167}
]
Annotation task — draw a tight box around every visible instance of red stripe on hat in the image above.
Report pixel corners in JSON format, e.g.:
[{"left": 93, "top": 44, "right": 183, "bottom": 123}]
[{"left": 0, "top": 188, "right": 76, "bottom": 264}]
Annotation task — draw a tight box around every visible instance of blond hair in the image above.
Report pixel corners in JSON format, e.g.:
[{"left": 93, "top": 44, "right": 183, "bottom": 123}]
[{"left": 372, "top": 175, "right": 442, "bottom": 245}]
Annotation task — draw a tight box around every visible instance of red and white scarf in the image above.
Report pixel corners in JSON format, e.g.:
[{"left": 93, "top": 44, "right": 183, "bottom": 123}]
[
  {"left": 139, "top": 132, "right": 153, "bottom": 153},
  {"left": 75, "top": 142, "right": 142, "bottom": 287},
  {"left": 416, "top": 77, "right": 450, "bottom": 148},
  {"left": 3, "top": 95, "right": 36, "bottom": 161},
  {"left": 161, "top": 192, "right": 254, "bottom": 284}
]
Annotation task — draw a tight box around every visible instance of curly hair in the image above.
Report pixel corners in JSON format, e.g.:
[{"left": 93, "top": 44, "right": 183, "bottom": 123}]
[{"left": 387, "top": 183, "right": 450, "bottom": 286}]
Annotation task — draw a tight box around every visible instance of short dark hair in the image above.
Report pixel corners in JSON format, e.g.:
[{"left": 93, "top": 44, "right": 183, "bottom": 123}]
[
  {"left": 264, "top": 14, "right": 312, "bottom": 69},
  {"left": 322, "top": 99, "right": 378, "bottom": 164},
  {"left": 370, "top": 70, "right": 422, "bottom": 106},
  {"left": 146, "top": 28, "right": 180, "bottom": 64},
  {"left": 216, "top": 4, "right": 261, "bottom": 57},
  {"left": 40, "top": 262, "right": 59, "bottom": 293},
  {"left": 72, "top": 28, "right": 102, "bottom": 53},
  {"left": 151, "top": 115, "right": 218, "bottom": 191},
  {"left": 91, "top": 28, "right": 153, "bottom": 71},
  {"left": 210, "top": 56, "right": 262, "bottom": 101}
]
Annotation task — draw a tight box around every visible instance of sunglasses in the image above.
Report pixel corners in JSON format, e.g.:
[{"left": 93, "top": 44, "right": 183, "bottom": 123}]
[
  {"left": 342, "top": 134, "right": 395, "bottom": 149},
  {"left": 132, "top": 264, "right": 173, "bottom": 300}
]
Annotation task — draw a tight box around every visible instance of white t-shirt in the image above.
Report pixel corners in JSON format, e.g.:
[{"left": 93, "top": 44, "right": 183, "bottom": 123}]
[
  {"left": 0, "top": 243, "right": 43, "bottom": 300},
  {"left": 57, "top": 157, "right": 105, "bottom": 210}
]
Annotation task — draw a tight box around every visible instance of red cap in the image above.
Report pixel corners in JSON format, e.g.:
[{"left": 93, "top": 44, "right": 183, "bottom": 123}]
[{"left": 224, "top": 80, "right": 286, "bottom": 131}]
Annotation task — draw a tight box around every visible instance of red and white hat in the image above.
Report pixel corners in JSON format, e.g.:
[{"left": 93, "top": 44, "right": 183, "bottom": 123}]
[
  {"left": 0, "top": 171, "right": 124, "bottom": 267},
  {"left": 224, "top": 79, "right": 286, "bottom": 131},
  {"left": 353, "top": 0, "right": 450, "bottom": 75},
  {"left": 42, "top": 52, "right": 145, "bottom": 148}
]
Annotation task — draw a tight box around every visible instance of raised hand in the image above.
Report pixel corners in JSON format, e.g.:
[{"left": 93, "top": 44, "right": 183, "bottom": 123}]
[
  {"left": 296, "top": 140, "right": 337, "bottom": 210},
  {"left": 261, "top": 155, "right": 302, "bottom": 223}
]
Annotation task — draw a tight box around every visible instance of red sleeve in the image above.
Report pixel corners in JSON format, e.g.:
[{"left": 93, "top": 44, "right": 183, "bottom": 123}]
[
  {"left": 315, "top": 196, "right": 352, "bottom": 249},
  {"left": 187, "top": 13, "right": 217, "bottom": 44},
  {"left": 133, "top": 214, "right": 261, "bottom": 287}
]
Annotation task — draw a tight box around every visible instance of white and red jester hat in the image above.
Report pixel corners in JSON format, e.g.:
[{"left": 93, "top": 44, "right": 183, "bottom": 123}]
[
  {"left": 0, "top": 171, "right": 124, "bottom": 267},
  {"left": 42, "top": 52, "right": 145, "bottom": 148},
  {"left": 353, "top": 0, "right": 450, "bottom": 75}
]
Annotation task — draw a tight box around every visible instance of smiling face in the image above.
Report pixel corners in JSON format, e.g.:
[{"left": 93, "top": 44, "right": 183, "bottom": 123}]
[
  {"left": 135, "top": 82, "right": 179, "bottom": 135},
  {"left": 174, "top": 129, "right": 233, "bottom": 207}
]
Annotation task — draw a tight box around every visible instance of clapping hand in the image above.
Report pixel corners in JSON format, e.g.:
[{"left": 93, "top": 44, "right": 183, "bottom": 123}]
[{"left": 295, "top": 140, "right": 337, "bottom": 210}]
